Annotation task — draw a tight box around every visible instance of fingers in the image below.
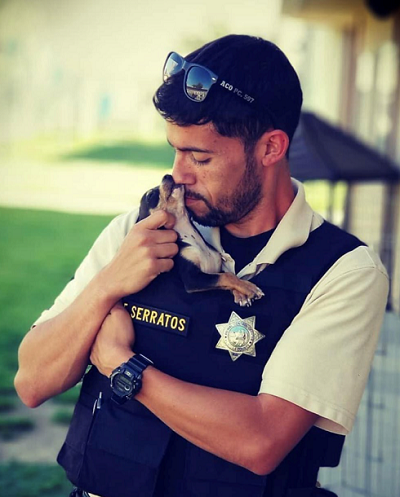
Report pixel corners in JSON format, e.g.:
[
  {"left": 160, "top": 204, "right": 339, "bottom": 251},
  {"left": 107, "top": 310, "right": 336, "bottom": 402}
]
[
  {"left": 139, "top": 209, "right": 176, "bottom": 230},
  {"left": 140, "top": 246, "right": 176, "bottom": 277},
  {"left": 153, "top": 242, "right": 179, "bottom": 259},
  {"left": 148, "top": 228, "right": 178, "bottom": 244},
  {"left": 133, "top": 211, "right": 178, "bottom": 245},
  {"left": 104, "top": 209, "right": 179, "bottom": 298},
  {"left": 156, "top": 257, "right": 175, "bottom": 274}
]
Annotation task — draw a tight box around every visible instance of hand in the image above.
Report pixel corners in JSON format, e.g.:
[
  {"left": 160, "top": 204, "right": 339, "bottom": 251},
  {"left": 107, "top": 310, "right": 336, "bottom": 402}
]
[
  {"left": 102, "top": 210, "right": 178, "bottom": 300},
  {"left": 90, "top": 303, "right": 135, "bottom": 377}
]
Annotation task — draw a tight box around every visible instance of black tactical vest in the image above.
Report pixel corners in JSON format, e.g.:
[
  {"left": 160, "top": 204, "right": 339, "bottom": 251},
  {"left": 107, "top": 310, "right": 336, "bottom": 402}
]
[{"left": 58, "top": 221, "right": 363, "bottom": 497}]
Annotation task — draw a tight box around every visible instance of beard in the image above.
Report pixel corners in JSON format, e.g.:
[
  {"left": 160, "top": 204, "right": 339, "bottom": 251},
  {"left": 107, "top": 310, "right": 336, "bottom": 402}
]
[{"left": 186, "top": 152, "right": 263, "bottom": 227}]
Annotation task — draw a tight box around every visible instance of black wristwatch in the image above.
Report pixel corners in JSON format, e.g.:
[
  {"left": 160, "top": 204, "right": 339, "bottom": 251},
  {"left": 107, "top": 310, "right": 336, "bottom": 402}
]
[{"left": 110, "top": 354, "right": 153, "bottom": 405}]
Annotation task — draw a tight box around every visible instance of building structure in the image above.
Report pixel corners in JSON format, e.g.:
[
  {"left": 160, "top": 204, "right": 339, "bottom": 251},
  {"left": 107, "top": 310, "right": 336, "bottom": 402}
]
[{"left": 282, "top": 0, "right": 400, "bottom": 313}]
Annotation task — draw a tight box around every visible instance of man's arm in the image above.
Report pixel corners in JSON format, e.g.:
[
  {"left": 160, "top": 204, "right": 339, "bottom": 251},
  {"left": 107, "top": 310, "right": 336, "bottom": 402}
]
[
  {"left": 15, "top": 210, "right": 178, "bottom": 408},
  {"left": 138, "top": 369, "right": 318, "bottom": 475},
  {"left": 89, "top": 304, "right": 319, "bottom": 476},
  {"left": 259, "top": 247, "right": 389, "bottom": 435}
]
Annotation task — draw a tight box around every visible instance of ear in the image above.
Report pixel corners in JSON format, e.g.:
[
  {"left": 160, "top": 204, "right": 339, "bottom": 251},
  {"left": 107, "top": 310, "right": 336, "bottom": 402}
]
[{"left": 258, "top": 130, "right": 289, "bottom": 167}]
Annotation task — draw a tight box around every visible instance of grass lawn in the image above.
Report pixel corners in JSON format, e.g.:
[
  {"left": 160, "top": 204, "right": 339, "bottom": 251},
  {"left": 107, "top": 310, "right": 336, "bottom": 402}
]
[
  {"left": 0, "top": 462, "right": 73, "bottom": 497},
  {"left": 3, "top": 133, "right": 174, "bottom": 168},
  {"left": 0, "top": 207, "right": 115, "bottom": 494},
  {"left": 62, "top": 139, "right": 175, "bottom": 167},
  {"left": 0, "top": 207, "right": 113, "bottom": 391}
]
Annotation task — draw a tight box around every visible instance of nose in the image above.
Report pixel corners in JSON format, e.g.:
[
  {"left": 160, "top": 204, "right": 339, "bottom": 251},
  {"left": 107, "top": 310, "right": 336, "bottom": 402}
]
[{"left": 171, "top": 152, "right": 195, "bottom": 186}]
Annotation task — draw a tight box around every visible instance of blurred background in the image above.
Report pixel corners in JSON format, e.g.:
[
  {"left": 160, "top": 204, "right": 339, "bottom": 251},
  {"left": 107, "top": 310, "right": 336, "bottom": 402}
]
[{"left": 1, "top": 0, "right": 400, "bottom": 496}]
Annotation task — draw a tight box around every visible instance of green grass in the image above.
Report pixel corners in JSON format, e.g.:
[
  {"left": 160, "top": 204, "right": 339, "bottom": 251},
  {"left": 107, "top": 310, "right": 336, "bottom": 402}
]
[
  {"left": 0, "top": 131, "right": 168, "bottom": 164},
  {"left": 0, "top": 394, "right": 17, "bottom": 413},
  {"left": 51, "top": 407, "right": 74, "bottom": 426},
  {"left": 1, "top": 133, "right": 175, "bottom": 168},
  {"left": 53, "top": 387, "right": 80, "bottom": 405},
  {"left": 0, "top": 462, "right": 73, "bottom": 497},
  {"left": 0, "top": 207, "right": 115, "bottom": 490},
  {"left": 62, "top": 139, "right": 175, "bottom": 167},
  {"left": 0, "top": 207, "right": 113, "bottom": 393},
  {"left": 0, "top": 416, "right": 34, "bottom": 440}
]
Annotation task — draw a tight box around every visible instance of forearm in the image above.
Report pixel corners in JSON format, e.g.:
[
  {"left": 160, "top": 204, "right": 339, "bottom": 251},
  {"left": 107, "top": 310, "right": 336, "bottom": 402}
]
[
  {"left": 95, "top": 347, "right": 280, "bottom": 474},
  {"left": 137, "top": 367, "right": 271, "bottom": 474},
  {"left": 15, "top": 269, "right": 119, "bottom": 407}
]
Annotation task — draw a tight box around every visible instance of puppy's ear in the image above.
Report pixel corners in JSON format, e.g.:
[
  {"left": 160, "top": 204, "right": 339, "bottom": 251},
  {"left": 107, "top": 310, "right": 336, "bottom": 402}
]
[{"left": 138, "top": 187, "right": 160, "bottom": 221}]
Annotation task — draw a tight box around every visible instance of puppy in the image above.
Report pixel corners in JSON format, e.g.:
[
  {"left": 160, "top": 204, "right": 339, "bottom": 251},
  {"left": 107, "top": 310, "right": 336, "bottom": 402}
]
[{"left": 138, "top": 174, "right": 264, "bottom": 307}]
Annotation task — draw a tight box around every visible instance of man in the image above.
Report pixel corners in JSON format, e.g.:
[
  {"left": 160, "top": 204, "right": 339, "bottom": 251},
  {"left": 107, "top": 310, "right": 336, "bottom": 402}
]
[{"left": 15, "top": 35, "right": 388, "bottom": 497}]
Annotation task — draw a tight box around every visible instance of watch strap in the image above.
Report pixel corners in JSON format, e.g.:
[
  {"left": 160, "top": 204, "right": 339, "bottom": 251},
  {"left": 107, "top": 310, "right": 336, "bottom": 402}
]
[{"left": 126, "top": 353, "right": 153, "bottom": 374}]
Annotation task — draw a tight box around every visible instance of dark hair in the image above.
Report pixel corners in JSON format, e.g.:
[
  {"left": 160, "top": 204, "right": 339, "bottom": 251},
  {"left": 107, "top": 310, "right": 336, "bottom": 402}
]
[{"left": 153, "top": 34, "right": 302, "bottom": 151}]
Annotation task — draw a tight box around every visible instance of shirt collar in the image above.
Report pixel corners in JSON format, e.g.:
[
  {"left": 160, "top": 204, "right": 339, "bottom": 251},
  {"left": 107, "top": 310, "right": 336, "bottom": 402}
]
[{"left": 255, "top": 178, "right": 320, "bottom": 265}]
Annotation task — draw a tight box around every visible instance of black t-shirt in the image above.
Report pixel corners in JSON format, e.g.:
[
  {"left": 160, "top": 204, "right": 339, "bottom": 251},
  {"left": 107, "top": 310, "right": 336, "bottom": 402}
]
[{"left": 220, "top": 226, "right": 275, "bottom": 274}]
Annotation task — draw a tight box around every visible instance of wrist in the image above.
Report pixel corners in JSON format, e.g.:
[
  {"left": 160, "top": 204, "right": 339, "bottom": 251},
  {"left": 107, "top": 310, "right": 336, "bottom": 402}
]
[
  {"left": 110, "top": 353, "right": 153, "bottom": 404},
  {"left": 104, "top": 348, "right": 134, "bottom": 378},
  {"left": 94, "top": 265, "right": 124, "bottom": 304},
  {"left": 88, "top": 268, "right": 120, "bottom": 312}
]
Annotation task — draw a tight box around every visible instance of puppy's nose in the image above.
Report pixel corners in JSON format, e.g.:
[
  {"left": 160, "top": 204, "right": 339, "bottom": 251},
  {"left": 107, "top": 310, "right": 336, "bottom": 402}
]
[{"left": 162, "top": 174, "right": 175, "bottom": 186}]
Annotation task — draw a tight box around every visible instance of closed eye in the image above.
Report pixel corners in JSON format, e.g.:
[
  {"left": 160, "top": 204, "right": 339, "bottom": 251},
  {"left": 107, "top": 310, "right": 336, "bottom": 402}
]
[{"left": 191, "top": 154, "right": 211, "bottom": 166}]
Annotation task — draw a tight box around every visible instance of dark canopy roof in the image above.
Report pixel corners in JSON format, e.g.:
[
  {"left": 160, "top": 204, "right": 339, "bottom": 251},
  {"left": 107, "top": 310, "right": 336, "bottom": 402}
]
[{"left": 289, "top": 112, "right": 400, "bottom": 182}]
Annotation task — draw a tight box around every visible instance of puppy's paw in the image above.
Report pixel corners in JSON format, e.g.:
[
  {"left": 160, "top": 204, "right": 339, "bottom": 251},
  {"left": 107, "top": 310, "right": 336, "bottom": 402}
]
[
  {"left": 232, "top": 284, "right": 264, "bottom": 307},
  {"left": 232, "top": 290, "right": 249, "bottom": 307},
  {"left": 252, "top": 286, "right": 264, "bottom": 301}
]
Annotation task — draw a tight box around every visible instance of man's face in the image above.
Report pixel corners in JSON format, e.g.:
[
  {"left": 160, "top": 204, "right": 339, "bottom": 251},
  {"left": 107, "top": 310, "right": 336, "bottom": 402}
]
[{"left": 166, "top": 122, "right": 263, "bottom": 227}]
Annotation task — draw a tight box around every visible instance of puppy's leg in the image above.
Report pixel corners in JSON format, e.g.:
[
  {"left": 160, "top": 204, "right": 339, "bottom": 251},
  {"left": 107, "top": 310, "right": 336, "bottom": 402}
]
[
  {"left": 180, "top": 260, "right": 221, "bottom": 292},
  {"left": 178, "top": 258, "right": 264, "bottom": 307}
]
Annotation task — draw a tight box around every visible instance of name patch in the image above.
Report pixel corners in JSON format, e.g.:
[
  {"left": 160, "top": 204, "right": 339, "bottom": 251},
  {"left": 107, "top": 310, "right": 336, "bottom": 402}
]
[{"left": 123, "top": 302, "right": 190, "bottom": 337}]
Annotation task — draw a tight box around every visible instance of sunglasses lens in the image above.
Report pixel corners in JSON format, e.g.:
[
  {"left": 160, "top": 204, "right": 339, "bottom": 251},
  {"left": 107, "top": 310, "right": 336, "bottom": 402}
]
[
  {"left": 163, "top": 52, "right": 184, "bottom": 81},
  {"left": 186, "top": 66, "right": 214, "bottom": 102}
]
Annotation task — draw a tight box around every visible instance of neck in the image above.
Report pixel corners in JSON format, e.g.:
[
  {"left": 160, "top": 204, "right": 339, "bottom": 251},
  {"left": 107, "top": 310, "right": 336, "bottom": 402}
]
[{"left": 225, "top": 160, "right": 294, "bottom": 238}]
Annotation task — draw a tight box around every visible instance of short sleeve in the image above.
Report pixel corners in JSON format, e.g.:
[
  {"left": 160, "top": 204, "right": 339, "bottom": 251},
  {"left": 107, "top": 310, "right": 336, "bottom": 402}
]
[
  {"left": 33, "top": 208, "right": 139, "bottom": 326},
  {"left": 258, "top": 246, "right": 389, "bottom": 435}
]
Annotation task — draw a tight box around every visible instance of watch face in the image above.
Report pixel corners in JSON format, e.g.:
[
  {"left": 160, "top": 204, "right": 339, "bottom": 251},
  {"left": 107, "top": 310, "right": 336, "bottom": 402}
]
[
  {"left": 110, "top": 358, "right": 148, "bottom": 404},
  {"left": 114, "top": 372, "right": 134, "bottom": 395}
]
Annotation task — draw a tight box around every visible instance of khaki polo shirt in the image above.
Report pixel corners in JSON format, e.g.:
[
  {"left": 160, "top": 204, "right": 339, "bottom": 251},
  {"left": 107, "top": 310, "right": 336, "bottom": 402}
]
[{"left": 34, "top": 180, "right": 388, "bottom": 435}]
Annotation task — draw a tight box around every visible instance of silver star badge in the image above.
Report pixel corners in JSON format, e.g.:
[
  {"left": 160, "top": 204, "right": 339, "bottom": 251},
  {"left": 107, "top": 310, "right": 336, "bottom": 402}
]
[{"left": 215, "top": 312, "right": 265, "bottom": 361}]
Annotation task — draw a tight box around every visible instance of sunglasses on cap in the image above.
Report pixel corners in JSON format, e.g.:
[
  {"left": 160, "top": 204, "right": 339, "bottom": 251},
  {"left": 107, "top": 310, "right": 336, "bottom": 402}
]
[{"left": 163, "top": 51, "right": 259, "bottom": 108}]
